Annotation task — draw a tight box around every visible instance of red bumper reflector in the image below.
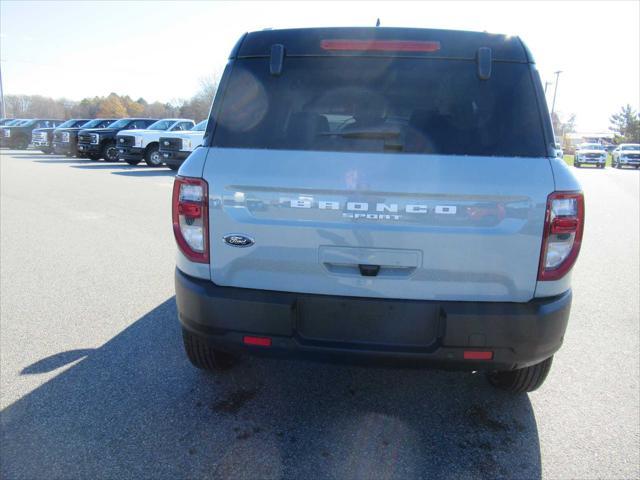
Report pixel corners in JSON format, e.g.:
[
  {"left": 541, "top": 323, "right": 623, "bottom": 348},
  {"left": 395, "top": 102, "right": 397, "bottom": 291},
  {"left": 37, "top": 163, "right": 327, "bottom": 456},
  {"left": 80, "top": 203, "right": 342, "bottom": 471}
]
[
  {"left": 321, "top": 39, "right": 441, "bottom": 52},
  {"left": 243, "top": 336, "right": 272, "bottom": 347},
  {"left": 464, "top": 351, "right": 494, "bottom": 360}
]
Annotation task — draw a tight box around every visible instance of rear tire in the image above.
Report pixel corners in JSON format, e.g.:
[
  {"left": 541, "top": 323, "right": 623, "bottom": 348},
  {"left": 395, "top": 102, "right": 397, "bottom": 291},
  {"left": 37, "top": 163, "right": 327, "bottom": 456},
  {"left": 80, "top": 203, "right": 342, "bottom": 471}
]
[
  {"left": 182, "top": 329, "right": 235, "bottom": 371},
  {"left": 487, "top": 356, "right": 553, "bottom": 393},
  {"left": 145, "top": 144, "right": 162, "bottom": 167}
]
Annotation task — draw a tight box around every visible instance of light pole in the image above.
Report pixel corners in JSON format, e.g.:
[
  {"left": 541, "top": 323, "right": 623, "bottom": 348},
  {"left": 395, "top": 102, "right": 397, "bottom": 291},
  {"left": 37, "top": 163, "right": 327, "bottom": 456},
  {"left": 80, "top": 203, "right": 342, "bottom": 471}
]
[
  {"left": 550, "top": 70, "right": 562, "bottom": 117},
  {"left": 544, "top": 81, "right": 551, "bottom": 95}
]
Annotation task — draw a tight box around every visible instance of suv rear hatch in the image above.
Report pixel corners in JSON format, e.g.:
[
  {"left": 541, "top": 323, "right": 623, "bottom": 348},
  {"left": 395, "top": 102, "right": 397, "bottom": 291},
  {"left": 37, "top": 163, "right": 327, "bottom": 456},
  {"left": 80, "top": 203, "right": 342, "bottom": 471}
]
[{"left": 201, "top": 29, "right": 555, "bottom": 302}]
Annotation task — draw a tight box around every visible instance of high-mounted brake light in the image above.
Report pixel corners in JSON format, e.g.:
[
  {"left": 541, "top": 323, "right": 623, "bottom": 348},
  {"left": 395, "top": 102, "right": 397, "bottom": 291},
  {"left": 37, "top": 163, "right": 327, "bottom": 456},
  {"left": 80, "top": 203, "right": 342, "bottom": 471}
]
[
  {"left": 538, "top": 192, "right": 584, "bottom": 281},
  {"left": 172, "top": 176, "right": 209, "bottom": 263},
  {"left": 320, "top": 39, "right": 441, "bottom": 52}
]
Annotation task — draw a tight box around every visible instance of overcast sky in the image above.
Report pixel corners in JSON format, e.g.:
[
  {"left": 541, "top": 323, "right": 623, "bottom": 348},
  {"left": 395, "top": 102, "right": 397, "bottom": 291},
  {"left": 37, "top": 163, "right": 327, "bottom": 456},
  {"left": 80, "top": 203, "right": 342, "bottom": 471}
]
[{"left": 1, "top": 0, "right": 638, "bottom": 131}]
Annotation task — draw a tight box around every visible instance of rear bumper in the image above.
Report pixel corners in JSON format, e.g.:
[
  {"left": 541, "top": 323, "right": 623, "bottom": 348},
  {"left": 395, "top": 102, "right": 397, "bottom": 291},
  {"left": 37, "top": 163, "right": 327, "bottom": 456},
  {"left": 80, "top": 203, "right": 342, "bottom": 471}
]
[
  {"left": 176, "top": 269, "right": 572, "bottom": 370},
  {"left": 117, "top": 146, "right": 144, "bottom": 160}
]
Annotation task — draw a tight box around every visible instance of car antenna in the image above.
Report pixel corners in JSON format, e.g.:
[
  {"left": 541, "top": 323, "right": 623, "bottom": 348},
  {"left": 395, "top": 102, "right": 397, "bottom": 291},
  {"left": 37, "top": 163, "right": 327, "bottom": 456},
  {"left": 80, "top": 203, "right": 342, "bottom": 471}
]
[{"left": 376, "top": 18, "right": 381, "bottom": 27}]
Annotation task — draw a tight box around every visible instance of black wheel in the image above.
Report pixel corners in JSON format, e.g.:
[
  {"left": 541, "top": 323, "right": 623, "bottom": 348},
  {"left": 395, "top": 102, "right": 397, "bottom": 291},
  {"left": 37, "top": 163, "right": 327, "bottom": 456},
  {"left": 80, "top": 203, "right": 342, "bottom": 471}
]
[
  {"left": 101, "top": 141, "right": 119, "bottom": 162},
  {"left": 167, "top": 163, "right": 180, "bottom": 171},
  {"left": 182, "top": 328, "right": 235, "bottom": 371},
  {"left": 145, "top": 144, "right": 162, "bottom": 167},
  {"left": 124, "top": 158, "right": 141, "bottom": 166},
  {"left": 487, "top": 356, "right": 553, "bottom": 393}
]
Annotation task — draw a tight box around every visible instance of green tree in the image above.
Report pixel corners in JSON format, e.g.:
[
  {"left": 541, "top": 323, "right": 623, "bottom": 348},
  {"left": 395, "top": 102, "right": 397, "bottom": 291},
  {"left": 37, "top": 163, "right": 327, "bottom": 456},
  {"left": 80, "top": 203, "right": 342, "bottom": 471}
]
[{"left": 609, "top": 104, "right": 640, "bottom": 143}]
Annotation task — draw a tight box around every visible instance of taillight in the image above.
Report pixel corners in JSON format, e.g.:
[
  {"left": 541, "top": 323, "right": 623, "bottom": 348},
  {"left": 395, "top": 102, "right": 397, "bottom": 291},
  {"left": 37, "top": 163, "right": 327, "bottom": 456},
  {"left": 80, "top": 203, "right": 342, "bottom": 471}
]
[
  {"left": 172, "top": 176, "right": 209, "bottom": 263},
  {"left": 538, "top": 192, "right": 584, "bottom": 281}
]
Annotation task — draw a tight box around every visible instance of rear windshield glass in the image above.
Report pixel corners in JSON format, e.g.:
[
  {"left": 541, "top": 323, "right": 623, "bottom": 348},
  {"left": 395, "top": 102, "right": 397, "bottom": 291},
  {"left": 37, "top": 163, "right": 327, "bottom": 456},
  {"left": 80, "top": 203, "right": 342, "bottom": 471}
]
[{"left": 212, "top": 57, "right": 546, "bottom": 157}]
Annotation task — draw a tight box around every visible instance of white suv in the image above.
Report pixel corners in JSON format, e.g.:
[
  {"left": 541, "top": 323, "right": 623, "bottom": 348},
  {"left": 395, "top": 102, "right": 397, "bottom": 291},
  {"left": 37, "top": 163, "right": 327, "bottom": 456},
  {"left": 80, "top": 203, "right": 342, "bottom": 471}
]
[
  {"left": 173, "top": 27, "right": 584, "bottom": 394},
  {"left": 611, "top": 144, "right": 640, "bottom": 169},
  {"left": 573, "top": 143, "right": 607, "bottom": 168}
]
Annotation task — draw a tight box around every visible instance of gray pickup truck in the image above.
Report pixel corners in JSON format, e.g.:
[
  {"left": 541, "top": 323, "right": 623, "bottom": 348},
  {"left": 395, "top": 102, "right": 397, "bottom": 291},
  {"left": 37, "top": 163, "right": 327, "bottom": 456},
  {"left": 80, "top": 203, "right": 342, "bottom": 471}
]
[{"left": 172, "top": 27, "right": 584, "bottom": 393}]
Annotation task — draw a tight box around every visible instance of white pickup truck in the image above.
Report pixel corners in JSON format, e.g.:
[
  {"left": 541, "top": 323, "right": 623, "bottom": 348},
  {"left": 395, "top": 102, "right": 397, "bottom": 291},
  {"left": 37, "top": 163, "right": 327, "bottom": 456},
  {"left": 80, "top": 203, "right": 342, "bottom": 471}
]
[
  {"left": 116, "top": 118, "right": 195, "bottom": 166},
  {"left": 158, "top": 120, "right": 207, "bottom": 170}
]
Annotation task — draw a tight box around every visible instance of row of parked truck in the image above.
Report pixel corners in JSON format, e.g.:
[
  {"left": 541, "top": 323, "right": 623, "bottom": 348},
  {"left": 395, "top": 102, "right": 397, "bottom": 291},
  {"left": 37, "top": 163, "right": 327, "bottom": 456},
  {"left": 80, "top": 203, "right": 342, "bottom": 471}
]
[{"left": 0, "top": 117, "right": 206, "bottom": 169}]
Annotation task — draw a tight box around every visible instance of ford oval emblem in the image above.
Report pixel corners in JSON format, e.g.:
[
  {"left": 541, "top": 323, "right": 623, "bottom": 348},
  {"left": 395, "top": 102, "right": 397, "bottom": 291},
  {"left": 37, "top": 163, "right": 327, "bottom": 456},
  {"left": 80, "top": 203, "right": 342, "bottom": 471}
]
[{"left": 223, "top": 234, "right": 254, "bottom": 248}]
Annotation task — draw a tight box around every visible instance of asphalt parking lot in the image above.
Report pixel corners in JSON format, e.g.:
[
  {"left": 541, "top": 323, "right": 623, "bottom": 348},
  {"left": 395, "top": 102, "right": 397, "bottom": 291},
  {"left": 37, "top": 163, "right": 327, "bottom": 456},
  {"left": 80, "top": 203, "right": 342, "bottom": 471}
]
[{"left": 1, "top": 150, "right": 638, "bottom": 480}]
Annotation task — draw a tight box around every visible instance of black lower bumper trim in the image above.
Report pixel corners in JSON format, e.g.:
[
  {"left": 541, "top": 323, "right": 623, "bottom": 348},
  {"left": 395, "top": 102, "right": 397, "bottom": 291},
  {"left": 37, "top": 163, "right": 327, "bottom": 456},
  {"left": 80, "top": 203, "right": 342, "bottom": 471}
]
[
  {"left": 161, "top": 150, "right": 190, "bottom": 166},
  {"left": 117, "top": 146, "right": 144, "bottom": 160},
  {"left": 53, "top": 142, "right": 73, "bottom": 155},
  {"left": 175, "top": 268, "right": 572, "bottom": 370},
  {"left": 77, "top": 144, "right": 100, "bottom": 154}
]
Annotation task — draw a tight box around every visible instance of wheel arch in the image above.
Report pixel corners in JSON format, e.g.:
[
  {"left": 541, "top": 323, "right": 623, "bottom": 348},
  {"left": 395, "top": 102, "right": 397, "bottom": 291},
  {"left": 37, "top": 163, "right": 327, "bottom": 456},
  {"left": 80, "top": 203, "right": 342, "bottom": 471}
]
[{"left": 144, "top": 141, "right": 159, "bottom": 154}]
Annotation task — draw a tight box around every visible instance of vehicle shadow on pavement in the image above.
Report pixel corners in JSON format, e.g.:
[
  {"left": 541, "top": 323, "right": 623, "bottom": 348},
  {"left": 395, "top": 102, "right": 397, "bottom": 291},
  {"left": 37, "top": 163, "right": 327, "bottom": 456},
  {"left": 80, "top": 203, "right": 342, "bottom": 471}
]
[
  {"left": 70, "top": 164, "right": 145, "bottom": 170},
  {"left": 4, "top": 153, "right": 76, "bottom": 160},
  {"left": 1, "top": 298, "right": 541, "bottom": 480},
  {"left": 111, "top": 170, "right": 176, "bottom": 177},
  {"left": 34, "top": 158, "right": 92, "bottom": 164}
]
